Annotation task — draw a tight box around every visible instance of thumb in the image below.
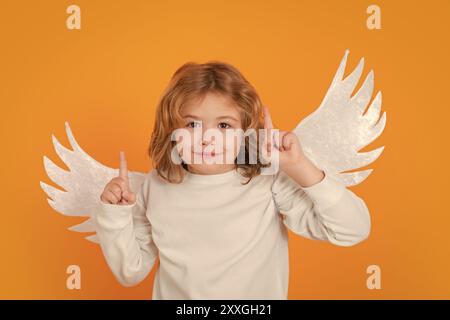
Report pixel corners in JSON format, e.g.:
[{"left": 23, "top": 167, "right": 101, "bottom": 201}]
[{"left": 121, "top": 190, "right": 136, "bottom": 204}]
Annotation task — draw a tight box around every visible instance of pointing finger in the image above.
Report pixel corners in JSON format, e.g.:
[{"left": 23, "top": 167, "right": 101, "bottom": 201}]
[
  {"left": 263, "top": 106, "right": 274, "bottom": 129},
  {"left": 119, "top": 151, "right": 129, "bottom": 182},
  {"left": 263, "top": 106, "right": 276, "bottom": 154}
]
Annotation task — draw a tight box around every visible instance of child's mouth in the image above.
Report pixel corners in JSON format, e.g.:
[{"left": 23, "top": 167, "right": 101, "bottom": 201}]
[{"left": 193, "top": 151, "right": 222, "bottom": 158}]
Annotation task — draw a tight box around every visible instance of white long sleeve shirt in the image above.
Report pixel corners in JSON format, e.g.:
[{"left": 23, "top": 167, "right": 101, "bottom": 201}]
[{"left": 95, "top": 167, "right": 371, "bottom": 299}]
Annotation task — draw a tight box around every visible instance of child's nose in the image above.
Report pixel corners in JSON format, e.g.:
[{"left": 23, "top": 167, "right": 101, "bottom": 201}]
[{"left": 200, "top": 126, "right": 221, "bottom": 137}]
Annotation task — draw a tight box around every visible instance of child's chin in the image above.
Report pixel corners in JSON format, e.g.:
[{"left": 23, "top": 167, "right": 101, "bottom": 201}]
[{"left": 189, "top": 152, "right": 234, "bottom": 164}]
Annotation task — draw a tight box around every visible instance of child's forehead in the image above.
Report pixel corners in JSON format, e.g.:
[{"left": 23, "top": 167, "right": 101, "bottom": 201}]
[{"left": 181, "top": 93, "right": 241, "bottom": 118}]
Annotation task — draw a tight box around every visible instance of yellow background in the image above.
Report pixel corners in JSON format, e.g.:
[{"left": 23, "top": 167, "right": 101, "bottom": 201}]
[{"left": 1, "top": 0, "right": 449, "bottom": 299}]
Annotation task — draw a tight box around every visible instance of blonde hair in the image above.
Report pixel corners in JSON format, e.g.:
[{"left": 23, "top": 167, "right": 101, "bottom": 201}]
[{"left": 148, "top": 61, "right": 270, "bottom": 184}]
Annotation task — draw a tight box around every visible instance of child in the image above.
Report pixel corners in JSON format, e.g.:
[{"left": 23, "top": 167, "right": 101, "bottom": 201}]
[{"left": 95, "top": 61, "right": 371, "bottom": 299}]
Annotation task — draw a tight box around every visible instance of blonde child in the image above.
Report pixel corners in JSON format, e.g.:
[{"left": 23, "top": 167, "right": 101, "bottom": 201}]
[{"left": 96, "top": 61, "right": 371, "bottom": 299}]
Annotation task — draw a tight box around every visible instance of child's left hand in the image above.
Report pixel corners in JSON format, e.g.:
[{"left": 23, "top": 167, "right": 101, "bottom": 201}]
[{"left": 262, "top": 106, "right": 307, "bottom": 172}]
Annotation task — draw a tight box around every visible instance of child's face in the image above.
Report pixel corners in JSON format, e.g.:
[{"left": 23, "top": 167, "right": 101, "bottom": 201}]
[{"left": 177, "top": 92, "right": 243, "bottom": 175}]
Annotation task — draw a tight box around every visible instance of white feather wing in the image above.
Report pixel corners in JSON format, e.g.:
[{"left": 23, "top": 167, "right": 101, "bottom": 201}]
[
  {"left": 294, "top": 49, "right": 387, "bottom": 187},
  {"left": 40, "top": 121, "right": 146, "bottom": 243}
]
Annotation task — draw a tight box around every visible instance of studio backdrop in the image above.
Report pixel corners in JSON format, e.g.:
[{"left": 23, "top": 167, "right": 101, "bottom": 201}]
[{"left": 0, "top": 0, "right": 449, "bottom": 299}]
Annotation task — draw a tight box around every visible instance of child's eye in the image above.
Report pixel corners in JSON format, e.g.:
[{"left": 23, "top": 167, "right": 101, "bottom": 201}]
[
  {"left": 218, "top": 122, "right": 231, "bottom": 129},
  {"left": 186, "top": 121, "right": 202, "bottom": 128}
]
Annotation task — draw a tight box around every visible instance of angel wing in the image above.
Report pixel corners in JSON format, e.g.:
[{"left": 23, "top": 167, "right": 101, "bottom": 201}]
[
  {"left": 40, "top": 121, "right": 147, "bottom": 244},
  {"left": 293, "top": 49, "right": 387, "bottom": 187}
]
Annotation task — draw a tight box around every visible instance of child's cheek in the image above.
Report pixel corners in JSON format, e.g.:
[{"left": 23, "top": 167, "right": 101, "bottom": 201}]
[{"left": 223, "top": 133, "right": 241, "bottom": 163}]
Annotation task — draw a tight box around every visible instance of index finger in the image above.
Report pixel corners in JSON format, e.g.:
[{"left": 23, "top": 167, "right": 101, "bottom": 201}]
[
  {"left": 263, "top": 106, "right": 274, "bottom": 129},
  {"left": 119, "top": 151, "right": 128, "bottom": 181}
]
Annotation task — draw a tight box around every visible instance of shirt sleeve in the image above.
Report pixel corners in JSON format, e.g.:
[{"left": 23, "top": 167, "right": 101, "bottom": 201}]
[
  {"left": 271, "top": 169, "right": 371, "bottom": 246},
  {"left": 94, "top": 175, "right": 158, "bottom": 287}
]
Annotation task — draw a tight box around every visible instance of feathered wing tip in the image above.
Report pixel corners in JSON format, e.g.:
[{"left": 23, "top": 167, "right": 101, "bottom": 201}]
[
  {"left": 330, "top": 49, "right": 350, "bottom": 86},
  {"left": 85, "top": 234, "right": 99, "bottom": 244},
  {"left": 294, "top": 49, "right": 387, "bottom": 187},
  {"left": 40, "top": 121, "right": 146, "bottom": 243}
]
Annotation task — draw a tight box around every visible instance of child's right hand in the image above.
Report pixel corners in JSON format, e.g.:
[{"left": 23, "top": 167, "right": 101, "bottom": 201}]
[{"left": 100, "top": 151, "right": 136, "bottom": 205}]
